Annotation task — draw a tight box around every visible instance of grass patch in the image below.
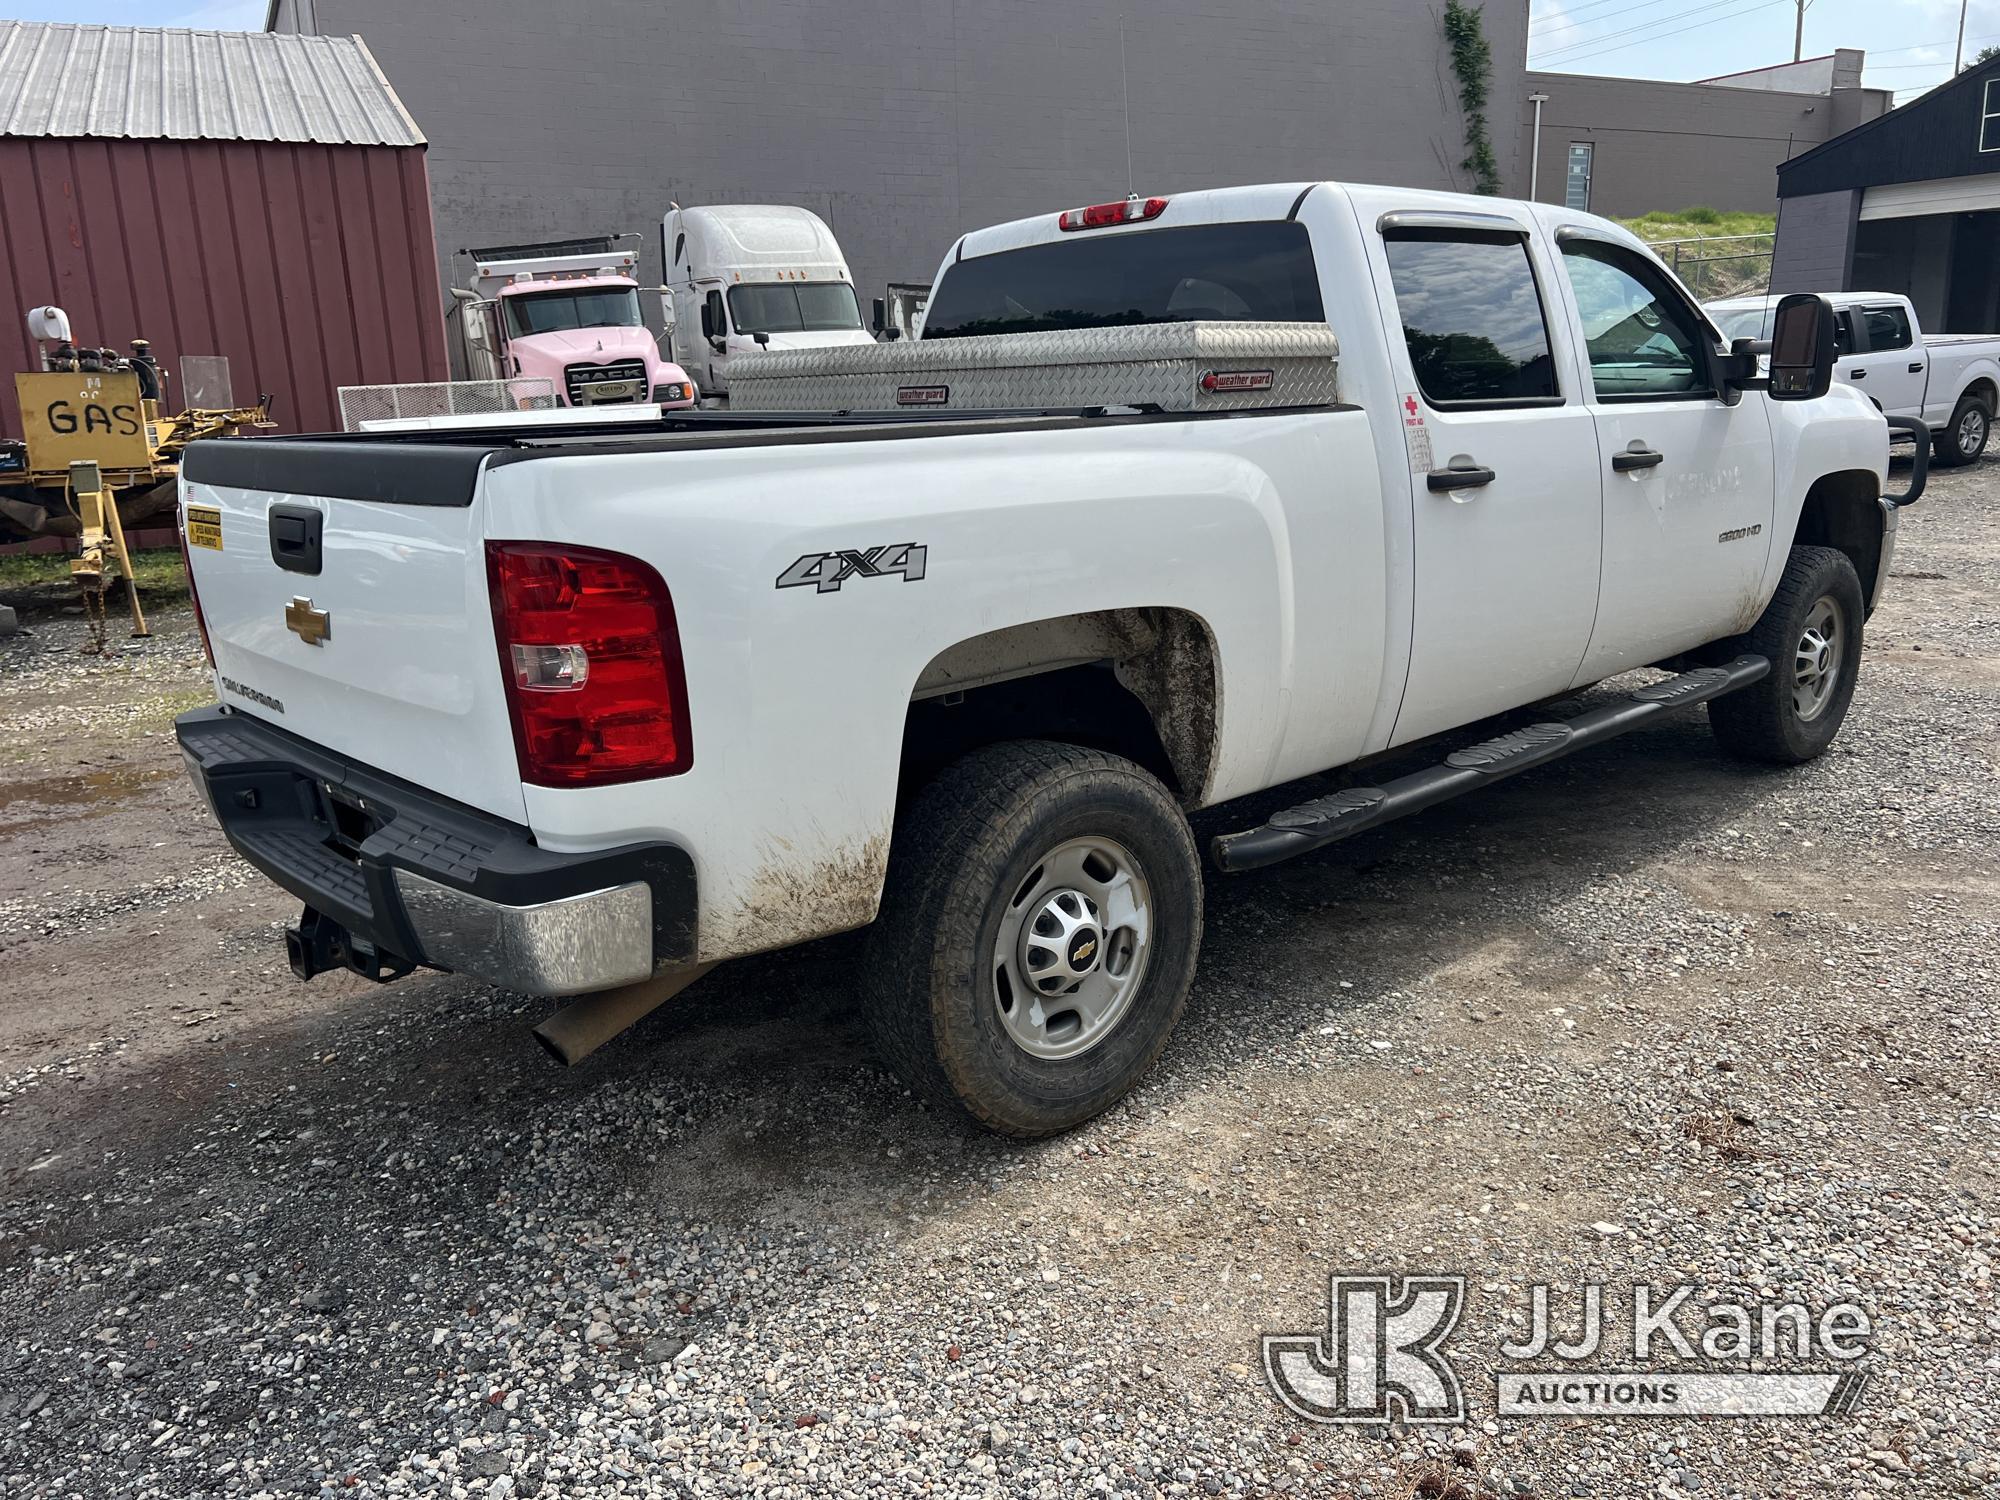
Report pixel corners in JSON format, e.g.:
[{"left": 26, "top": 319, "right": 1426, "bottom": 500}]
[
  {"left": 0, "top": 547, "right": 189, "bottom": 608},
  {"left": 1619, "top": 208, "right": 1776, "bottom": 243}
]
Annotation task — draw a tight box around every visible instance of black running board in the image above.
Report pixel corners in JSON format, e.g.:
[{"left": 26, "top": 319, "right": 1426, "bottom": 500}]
[{"left": 1210, "top": 654, "right": 1771, "bottom": 873}]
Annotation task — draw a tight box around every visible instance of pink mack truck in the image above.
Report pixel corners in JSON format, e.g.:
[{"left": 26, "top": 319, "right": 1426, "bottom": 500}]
[{"left": 456, "top": 238, "right": 697, "bottom": 411}]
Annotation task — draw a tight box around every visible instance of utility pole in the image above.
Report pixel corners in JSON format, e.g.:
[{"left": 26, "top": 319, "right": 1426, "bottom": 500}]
[
  {"left": 1793, "top": 0, "right": 1814, "bottom": 64},
  {"left": 1954, "top": 0, "right": 1969, "bottom": 73}
]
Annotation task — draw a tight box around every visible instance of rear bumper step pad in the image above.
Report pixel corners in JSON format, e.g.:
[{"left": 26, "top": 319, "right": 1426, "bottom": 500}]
[{"left": 1210, "top": 654, "right": 1770, "bottom": 873}]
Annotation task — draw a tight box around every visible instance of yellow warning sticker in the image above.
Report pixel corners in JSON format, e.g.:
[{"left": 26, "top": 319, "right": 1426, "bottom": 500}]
[{"left": 186, "top": 505, "right": 223, "bottom": 551}]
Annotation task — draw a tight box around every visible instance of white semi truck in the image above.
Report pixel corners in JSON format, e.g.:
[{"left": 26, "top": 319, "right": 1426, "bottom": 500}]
[
  {"left": 179, "top": 181, "right": 1918, "bottom": 1136},
  {"left": 661, "top": 204, "right": 874, "bottom": 399}
]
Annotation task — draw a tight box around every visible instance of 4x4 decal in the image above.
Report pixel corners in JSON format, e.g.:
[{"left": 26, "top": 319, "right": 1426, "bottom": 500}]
[{"left": 777, "top": 543, "right": 927, "bottom": 594}]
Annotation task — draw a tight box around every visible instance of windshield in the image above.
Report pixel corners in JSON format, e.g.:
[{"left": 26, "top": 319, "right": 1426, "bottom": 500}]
[
  {"left": 727, "top": 282, "right": 863, "bottom": 334},
  {"left": 503, "top": 287, "right": 644, "bottom": 338},
  {"left": 921, "top": 221, "right": 1324, "bottom": 339},
  {"left": 1709, "top": 306, "right": 1774, "bottom": 342}
]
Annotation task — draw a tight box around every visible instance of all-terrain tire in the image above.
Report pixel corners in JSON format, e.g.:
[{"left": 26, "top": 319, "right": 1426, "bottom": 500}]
[
  {"left": 1708, "top": 545, "right": 1865, "bottom": 765},
  {"left": 863, "top": 740, "right": 1202, "bottom": 1136},
  {"left": 1931, "top": 392, "right": 1992, "bottom": 468}
]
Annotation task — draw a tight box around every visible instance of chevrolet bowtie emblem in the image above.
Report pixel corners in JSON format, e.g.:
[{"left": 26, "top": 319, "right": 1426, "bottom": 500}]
[{"left": 284, "top": 596, "right": 331, "bottom": 646}]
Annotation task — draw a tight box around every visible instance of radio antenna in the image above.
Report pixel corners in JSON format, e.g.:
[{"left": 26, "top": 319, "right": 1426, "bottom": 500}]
[{"left": 1119, "top": 15, "right": 1134, "bottom": 197}]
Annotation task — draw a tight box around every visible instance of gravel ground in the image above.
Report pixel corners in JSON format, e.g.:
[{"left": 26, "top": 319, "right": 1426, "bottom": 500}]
[{"left": 0, "top": 457, "right": 1996, "bottom": 1499}]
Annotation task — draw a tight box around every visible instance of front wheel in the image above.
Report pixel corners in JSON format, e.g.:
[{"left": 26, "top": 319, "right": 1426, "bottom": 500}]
[
  {"left": 863, "top": 741, "right": 1202, "bottom": 1136},
  {"left": 1708, "top": 545, "right": 1865, "bottom": 765},
  {"left": 1932, "top": 393, "right": 1992, "bottom": 468}
]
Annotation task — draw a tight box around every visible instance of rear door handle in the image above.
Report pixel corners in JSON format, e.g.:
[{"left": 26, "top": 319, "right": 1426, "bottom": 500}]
[
  {"left": 1909, "top": 362, "right": 1925, "bottom": 373},
  {"left": 1611, "top": 447, "right": 1664, "bottom": 472},
  {"left": 1427, "top": 462, "right": 1495, "bottom": 492}
]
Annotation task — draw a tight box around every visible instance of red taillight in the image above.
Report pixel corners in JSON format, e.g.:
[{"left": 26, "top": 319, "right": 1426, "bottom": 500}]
[
  {"left": 178, "top": 514, "right": 214, "bottom": 667},
  {"left": 1057, "top": 195, "right": 1168, "bottom": 232},
  {"left": 486, "top": 541, "right": 691, "bottom": 787}
]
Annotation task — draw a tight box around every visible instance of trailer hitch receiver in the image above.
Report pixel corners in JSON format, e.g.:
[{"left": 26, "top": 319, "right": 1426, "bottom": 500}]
[{"left": 286, "top": 906, "right": 416, "bottom": 984}]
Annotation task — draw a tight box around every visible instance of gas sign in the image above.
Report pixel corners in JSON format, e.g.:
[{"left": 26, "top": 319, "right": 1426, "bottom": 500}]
[{"left": 15, "top": 371, "right": 154, "bottom": 474}]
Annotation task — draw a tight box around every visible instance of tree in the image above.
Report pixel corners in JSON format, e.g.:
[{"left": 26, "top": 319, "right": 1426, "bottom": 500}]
[{"left": 1976, "top": 44, "right": 1999, "bottom": 65}]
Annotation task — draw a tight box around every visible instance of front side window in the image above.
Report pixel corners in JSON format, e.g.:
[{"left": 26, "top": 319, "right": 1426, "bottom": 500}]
[
  {"left": 503, "top": 287, "right": 644, "bottom": 338},
  {"left": 921, "top": 221, "right": 1324, "bottom": 339},
  {"left": 727, "top": 282, "right": 863, "bottom": 334},
  {"left": 1559, "top": 239, "right": 1711, "bottom": 399},
  {"left": 1861, "top": 304, "right": 1912, "bottom": 351},
  {"left": 1383, "top": 230, "right": 1559, "bottom": 405}
]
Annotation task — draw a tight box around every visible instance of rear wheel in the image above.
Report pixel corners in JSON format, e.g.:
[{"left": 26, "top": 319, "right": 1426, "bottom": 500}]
[
  {"left": 863, "top": 741, "right": 1202, "bottom": 1136},
  {"left": 1708, "top": 545, "right": 1864, "bottom": 765},
  {"left": 1932, "top": 392, "right": 1992, "bottom": 468}
]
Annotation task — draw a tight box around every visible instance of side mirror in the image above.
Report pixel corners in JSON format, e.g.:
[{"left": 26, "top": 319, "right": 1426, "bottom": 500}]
[
  {"left": 753, "top": 331, "right": 770, "bottom": 347},
  {"left": 1768, "top": 293, "right": 1836, "bottom": 401},
  {"left": 871, "top": 296, "right": 887, "bottom": 335},
  {"left": 699, "top": 303, "right": 713, "bottom": 341}
]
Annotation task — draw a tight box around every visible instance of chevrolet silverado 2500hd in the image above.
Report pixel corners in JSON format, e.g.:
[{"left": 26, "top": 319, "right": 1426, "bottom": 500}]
[
  {"left": 176, "top": 182, "right": 1913, "bottom": 1136},
  {"left": 1709, "top": 290, "right": 1999, "bottom": 467}
]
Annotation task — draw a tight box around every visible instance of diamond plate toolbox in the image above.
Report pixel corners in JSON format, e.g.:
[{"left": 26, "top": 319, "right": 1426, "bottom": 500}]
[{"left": 723, "top": 321, "right": 1339, "bottom": 413}]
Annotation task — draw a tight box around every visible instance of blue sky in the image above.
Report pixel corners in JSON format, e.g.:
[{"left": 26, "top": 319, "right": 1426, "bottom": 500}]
[
  {"left": 1530, "top": 0, "right": 1999, "bottom": 103},
  {"left": 21, "top": 0, "right": 2000, "bottom": 105}
]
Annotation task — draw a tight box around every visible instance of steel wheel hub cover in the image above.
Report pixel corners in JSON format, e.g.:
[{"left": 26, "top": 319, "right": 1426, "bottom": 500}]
[
  {"left": 1792, "top": 594, "right": 1845, "bottom": 723},
  {"left": 992, "top": 836, "right": 1153, "bottom": 1061}
]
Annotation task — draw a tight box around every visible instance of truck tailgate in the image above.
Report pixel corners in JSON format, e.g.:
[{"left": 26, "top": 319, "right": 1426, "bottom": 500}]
[{"left": 179, "top": 440, "right": 527, "bottom": 824}]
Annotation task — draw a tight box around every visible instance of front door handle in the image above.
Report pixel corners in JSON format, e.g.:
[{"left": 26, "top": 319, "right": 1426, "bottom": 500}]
[
  {"left": 1909, "top": 362, "right": 1925, "bottom": 373},
  {"left": 1849, "top": 368, "right": 1867, "bottom": 379},
  {"left": 1611, "top": 447, "right": 1665, "bottom": 472},
  {"left": 1427, "top": 461, "right": 1496, "bottom": 492}
]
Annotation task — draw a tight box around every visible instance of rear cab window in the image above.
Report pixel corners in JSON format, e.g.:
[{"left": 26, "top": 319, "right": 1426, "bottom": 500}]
[
  {"left": 1381, "top": 229, "right": 1560, "bottom": 406},
  {"left": 921, "top": 221, "right": 1324, "bottom": 339}
]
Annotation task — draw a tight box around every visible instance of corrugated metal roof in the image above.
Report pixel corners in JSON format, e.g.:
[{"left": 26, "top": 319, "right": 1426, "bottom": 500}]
[{"left": 0, "top": 22, "right": 424, "bottom": 146}]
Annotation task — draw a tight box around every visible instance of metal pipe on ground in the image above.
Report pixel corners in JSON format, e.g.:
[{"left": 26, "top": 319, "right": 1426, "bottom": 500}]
[{"left": 532, "top": 963, "right": 716, "bottom": 1066}]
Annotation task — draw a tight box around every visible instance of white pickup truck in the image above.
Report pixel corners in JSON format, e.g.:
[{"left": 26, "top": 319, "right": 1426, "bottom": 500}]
[
  {"left": 176, "top": 182, "right": 1915, "bottom": 1136},
  {"left": 1708, "top": 290, "right": 1998, "bottom": 467}
]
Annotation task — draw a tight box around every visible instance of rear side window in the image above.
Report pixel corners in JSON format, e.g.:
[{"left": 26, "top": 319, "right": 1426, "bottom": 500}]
[
  {"left": 1861, "top": 304, "right": 1912, "bottom": 351},
  {"left": 920, "top": 221, "right": 1324, "bottom": 339},
  {"left": 1383, "top": 230, "right": 1559, "bottom": 405}
]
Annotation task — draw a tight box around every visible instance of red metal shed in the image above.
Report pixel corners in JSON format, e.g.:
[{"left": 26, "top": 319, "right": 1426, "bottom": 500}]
[{"left": 0, "top": 21, "right": 448, "bottom": 438}]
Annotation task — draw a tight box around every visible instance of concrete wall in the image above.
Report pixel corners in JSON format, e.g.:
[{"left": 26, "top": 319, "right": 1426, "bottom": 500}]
[
  {"left": 271, "top": 0, "right": 1529, "bottom": 351},
  {"left": 1515, "top": 71, "right": 1887, "bottom": 217},
  {"left": 1769, "top": 189, "right": 1860, "bottom": 292}
]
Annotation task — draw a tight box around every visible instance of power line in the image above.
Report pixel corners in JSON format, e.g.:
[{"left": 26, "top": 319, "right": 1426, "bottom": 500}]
[
  {"left": 1535, "top": 0, "right": 1756, "bottom": 64},
  {"left": 1530, "top": 0, "right": 1682, "bottom": 39},
  {"left": 1542, "top": 0, "right": 1796, "bottom": 68},
  {"left": 1529, "top": 0, "right": 1632, "bottom": 35}
]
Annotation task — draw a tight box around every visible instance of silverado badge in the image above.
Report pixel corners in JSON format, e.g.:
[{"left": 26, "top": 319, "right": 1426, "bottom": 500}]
[{"left": 284, "top": 597, "right": 331, "bottom": 646}]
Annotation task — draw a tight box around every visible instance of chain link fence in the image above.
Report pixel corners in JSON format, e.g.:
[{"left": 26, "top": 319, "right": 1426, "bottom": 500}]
[
  {"left": 1654, "top": 233, "right": 1775, "bottom": 301},
  {"left": 337, "top": 379, "right": 558, "bottom": 431}
]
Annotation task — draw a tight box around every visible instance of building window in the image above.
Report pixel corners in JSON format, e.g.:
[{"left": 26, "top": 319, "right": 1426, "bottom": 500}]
[
  {"left": 1565, "top": 143, "right": 1594, "bottom": 211},
  {"left": 1983, "top": 79, "right": 1999, "bottom": 154}
]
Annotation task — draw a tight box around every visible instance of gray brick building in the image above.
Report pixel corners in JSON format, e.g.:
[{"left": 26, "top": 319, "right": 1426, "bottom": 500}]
[{"left": 268, "top": 0, "right": 1532, "bottom": 338}]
